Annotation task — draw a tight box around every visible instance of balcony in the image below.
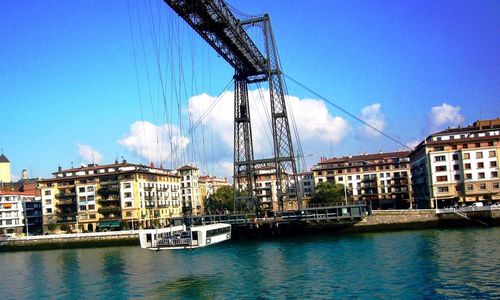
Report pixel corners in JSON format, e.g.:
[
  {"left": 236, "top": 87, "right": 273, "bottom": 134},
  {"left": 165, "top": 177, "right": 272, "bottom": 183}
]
[
  {"left": 98, "top": 196, "right": 120, "bottom": 203},
  {"left": 56, "top": 199, "right": 76, "bottom": 206},
  {"left": 56, "top": 191, "right": 76, "bottom": 198},
  {"left": 98, "top": 206, "right": 121, "bottom": 214},
  {"left": 98, "top": 186, "right": 120, "bottom": 196},
  {"left": 56, "top": 210, "right": 77, "bottom": 217}
]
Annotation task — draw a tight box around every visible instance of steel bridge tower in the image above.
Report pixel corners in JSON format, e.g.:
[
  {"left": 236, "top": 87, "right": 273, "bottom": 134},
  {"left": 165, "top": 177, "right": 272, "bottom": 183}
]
[{"left": 164, "top": 0, "right": 300, "bottom": 212}]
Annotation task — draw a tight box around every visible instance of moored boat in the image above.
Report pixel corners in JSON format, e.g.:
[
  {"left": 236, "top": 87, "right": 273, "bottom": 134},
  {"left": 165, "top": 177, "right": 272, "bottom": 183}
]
[{"left": 139, "top": 223, "right": 231, "bottom": 251}]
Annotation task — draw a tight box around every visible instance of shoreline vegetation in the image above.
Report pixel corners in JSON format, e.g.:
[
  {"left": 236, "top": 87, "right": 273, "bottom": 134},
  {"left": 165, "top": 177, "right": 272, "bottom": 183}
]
[{"left": 1, "top": 209, "right": 499, "bottom": 252}]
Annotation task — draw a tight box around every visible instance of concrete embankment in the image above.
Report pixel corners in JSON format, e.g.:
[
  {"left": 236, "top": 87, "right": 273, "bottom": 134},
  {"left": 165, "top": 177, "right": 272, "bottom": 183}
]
[
  {"left": 345, "top": 208, "right": 500, "bottom": 232},
  {"left": 0, "top": 231, "right": 139, "bottom": 252}
]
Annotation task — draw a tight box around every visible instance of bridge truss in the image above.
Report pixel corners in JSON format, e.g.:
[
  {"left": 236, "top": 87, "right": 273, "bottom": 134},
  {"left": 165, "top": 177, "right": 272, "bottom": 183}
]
[{"left": 164, "top": 0, "right": 300, "bottom": 212}]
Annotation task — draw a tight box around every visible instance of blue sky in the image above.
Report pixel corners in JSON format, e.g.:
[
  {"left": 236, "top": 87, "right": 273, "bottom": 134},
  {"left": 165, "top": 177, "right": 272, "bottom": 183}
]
[{"left": 1, "top": 0, "right": 499, "bottom": 181}]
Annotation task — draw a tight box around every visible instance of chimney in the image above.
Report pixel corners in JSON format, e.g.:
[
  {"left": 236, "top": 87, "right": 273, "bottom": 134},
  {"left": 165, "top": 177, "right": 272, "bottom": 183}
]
[
  {"left": 58, "top": 166, "right": 62, "bottom": 172},
  {"left": 21, "top": 169, "right": 29, "bottom": 180}
]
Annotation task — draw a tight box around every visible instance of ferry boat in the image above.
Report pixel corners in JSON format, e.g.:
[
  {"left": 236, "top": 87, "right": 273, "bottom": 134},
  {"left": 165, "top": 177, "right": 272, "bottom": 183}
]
[{"left": 138, "top": 223, "right": 231, "bottom": 251}]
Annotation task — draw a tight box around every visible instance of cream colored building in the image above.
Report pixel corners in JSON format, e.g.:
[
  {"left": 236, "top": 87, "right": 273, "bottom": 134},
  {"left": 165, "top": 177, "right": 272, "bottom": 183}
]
[
  {"left": 411, "top": 119, "right": 500, "bottom": 208},
  {"left": 0, "top": 154, "right": 11, "bottom": 184},
  {"left": 177, "top": 165, "right": 203, "bottom": 215},
  {"left": 38, "top": 161, "right": 182, "bottom": 233},
  {"left": 312, "top": 151, "right": 413, "bottom": 209}
]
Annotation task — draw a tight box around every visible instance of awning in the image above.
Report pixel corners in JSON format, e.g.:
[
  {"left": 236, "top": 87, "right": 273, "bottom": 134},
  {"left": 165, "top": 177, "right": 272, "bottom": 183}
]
[
  {"left": 110, "top": 221, "right": 121, "bottom": 228},
  {"left": 97, "top": 220, "right": 112, "bottom": 228}
]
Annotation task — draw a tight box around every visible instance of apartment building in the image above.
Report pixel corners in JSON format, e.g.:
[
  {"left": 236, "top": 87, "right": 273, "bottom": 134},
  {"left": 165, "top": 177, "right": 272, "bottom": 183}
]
[
  {"left": 0, "top": 191, "right": 42, "bottom": 235},
  {"left": 312, "top": 151, "right": 413, "bottom": 209},
  {"left": 177, "top": 165, "right": 202, "bottom": 215},
  {"left": 410, "top": 119, "right": 500, "bottom": 208},
  {"left": 38, "top": 161, "right": 182, "bottom": 233},
  {"left": 297, "top": 171, "right": 315, "bottom": 199}
]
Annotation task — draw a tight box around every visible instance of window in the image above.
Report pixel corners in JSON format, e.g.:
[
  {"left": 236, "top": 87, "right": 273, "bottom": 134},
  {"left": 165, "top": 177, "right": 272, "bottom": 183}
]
[
  {"left": 434, "top": 146, "right": 444, "bottom": 151},
  {"left": 124, "top": 183, "right": 131, "bottom": 189},
  {"left": 46, "top": 208, "right": 53, "bottom": 214},
  {"left": 44, "top": 190, "right": 51, "bottom": 196},
  {"left": 437, "top": 187, "right": 449, "bottom": 193},
  {"left": 476, "top": 152, "right": 483, "bottom": 159},
  {"left": 477, "top": 162, "right": 484, "bottom": 169},
  {"left": 79, "top": 205, "right": 86, "bottom": 211},
  {"left": 87, "top": 186, "right": 94, "bottom": 192},
  {"left": 435, "top": 166, "right": 447, "bottom": 172},
  {"left": 88, "top": 204, "right": 95, "bottom": 210},
  {"left": 480, "top": 183, "right": 486, "bottom": 190},
  {"left": 436, "top": 176, "right": 448, "bottom": 182},
  {"left": 126, "top": 212, "right": 132, "bottom": 217},
  {"left": 489, "top": 150, "right": 496, "bottom": 157},
  {"left": 124, "top": 192, "right": 132, "bottom": 198},
  {"left": 456, "top": 185, "right": 462, "bottom": 192},
  {"left": 454, "top": 175, "right": 461, "bottom": 181},
  {"left": 45, "top": 199, "right": 52, "bottom": 205},
  {"left": 493, "top": 182, "right": 500, "bottom": 189},
  {"left": 452, "top": 145, "right": 458, "bottom": 150},
  {"left": 79, "top": 196, "right": 86, "bottom": 201},
  {"left": 466, "top": 184, "right": 473, "bottom": 191},
  {"left": 87, "top": 195, "right": 94, "bottom": 201},
  {"left": 453, "top": 165, "right": 460, "bottom": 171},
  {"left": 125, "top": 202, "right": 132, "bottom": 207},
  {"left": 90, "top": 214, "right": 96, "bottom": 219},
  {"left": 463, "top": 153, "right": 470, "bottom": 159},
  {"left": 465, "top": 173, "right": 472, "bottom": 180},
  {"left": 435, "top": 156, "right": 446, "bottom": 162},
  {"left": 478, "top": 172, "right": 485, "bottom": 179},
  {"left": 79, "top": 187, "right": 85, "bottom": 193},
  {"left": 452, "top": 154, "right": 459, "bottom": 160},
  {"left": 462, "top": 144, "right": 468, "bottom": 149},
  {"left": 492, "top": 171, "right": 498, "bottom": 178},
  {"left": 475, "top": 143, "right": 481, "bottom": 148},
  {"left": 491, "top": 161, "right": 498, "bottom": 168},
  {"left": 464, "top": 163, "right": 471, "bottom": 170}
]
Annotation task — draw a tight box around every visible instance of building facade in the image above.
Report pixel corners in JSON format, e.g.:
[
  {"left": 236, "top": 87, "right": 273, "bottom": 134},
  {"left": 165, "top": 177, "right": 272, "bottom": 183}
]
[
  {"left": 0, "top": 191, "right": 42, "bottom": 235},
  {"left": 177, "top": 165, "right": 202, "bottom": 215},
  {"left": 38, "top": 161, "right": 182, "bottom": 233},
  {"left": 410, "top": 119, "right": 500, "bottom": 208},
  {"left": 312, "top": 151, "right": 413, "bottom": 209}
]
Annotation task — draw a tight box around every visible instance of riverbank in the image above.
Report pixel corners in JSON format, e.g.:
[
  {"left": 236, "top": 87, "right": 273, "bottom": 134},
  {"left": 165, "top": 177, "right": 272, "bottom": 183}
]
[
  {"left": 2, "top": 208, "right": 499, "bottom": 251},
  {"left": 0, "top": 231, "right": 137, "bottom": 252}
]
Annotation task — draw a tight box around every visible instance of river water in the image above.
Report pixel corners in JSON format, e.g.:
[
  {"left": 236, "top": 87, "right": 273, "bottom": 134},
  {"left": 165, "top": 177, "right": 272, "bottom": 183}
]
[{"left": 1, "top": 227, "right": 499, "bottom": 299}]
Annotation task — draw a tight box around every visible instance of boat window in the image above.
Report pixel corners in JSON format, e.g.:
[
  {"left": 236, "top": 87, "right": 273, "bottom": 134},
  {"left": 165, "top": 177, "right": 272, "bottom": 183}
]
[{"left": 192, "top": 231, "right": 198, "bottom": 241}]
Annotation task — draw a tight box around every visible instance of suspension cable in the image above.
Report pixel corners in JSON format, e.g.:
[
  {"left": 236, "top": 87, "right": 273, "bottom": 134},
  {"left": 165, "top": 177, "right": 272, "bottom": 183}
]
[{"left": 283, "top": 73, "right": 412, "bottom": 151}]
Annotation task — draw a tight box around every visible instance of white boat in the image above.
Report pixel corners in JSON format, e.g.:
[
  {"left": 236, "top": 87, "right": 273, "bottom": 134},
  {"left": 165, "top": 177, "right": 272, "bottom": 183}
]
[{"left": 138, "top": 223, "right": 231, "bottom": 251}]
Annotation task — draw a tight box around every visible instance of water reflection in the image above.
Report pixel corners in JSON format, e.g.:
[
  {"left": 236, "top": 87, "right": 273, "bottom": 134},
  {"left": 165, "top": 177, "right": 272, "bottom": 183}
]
[
  {"left": 100, "top": 249, "right": 129, "bottom": 299},
  {"left": 57, "top": 251, "right": 81, "bottom": 299},
  {"left": 1, "top": 228, "right": 499, "bottom": 299}
]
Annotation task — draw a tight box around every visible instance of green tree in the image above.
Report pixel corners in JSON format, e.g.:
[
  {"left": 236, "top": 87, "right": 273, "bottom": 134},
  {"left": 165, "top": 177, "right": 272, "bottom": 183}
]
[
  {"left": 47, "top": 223, "right": 57, "bottom": 232},
  {"left": 207, "top": 186, "right": 234, "bottom": 213},
  {"left": 310, "top": 182, "right": 346, "bottom": 205}
]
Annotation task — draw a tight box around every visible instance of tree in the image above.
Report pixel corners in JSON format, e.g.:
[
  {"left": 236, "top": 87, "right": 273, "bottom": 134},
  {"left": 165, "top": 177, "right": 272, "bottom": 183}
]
[
  {"left": 207, "top": 186, "right": 234, "bottom": 213},
  {"left": 310, "top": 182, "right": 345, "bottom": 205},
  {"left": 47, "top": 223, "right": 57, "bottom": 232}
]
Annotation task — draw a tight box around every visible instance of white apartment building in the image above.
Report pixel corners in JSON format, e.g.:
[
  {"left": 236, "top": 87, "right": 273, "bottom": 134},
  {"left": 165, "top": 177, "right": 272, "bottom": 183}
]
[{"left": 411, "top": 119, "right": 500, "bottom": 208}]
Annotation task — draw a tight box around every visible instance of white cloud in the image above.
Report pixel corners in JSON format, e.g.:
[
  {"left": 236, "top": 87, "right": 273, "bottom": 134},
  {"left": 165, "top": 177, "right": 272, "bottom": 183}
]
[
  {"left": 426, "top": 103, "right": 464, "bottom": 133},
  {"left": 358, "top": 103, "right": 385, "bottom": 138},
  {"left": 78, "top": 144, "right": 102, "bottom": 165},
  {"left": 405, "top": 139, "right": 421, "bottom": 150},
  {"left": 188, "top": 89, "right": 350, "bottom": 167},
  {"left": 118, "top": 121, "right": 189, "bottom": 166}
]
